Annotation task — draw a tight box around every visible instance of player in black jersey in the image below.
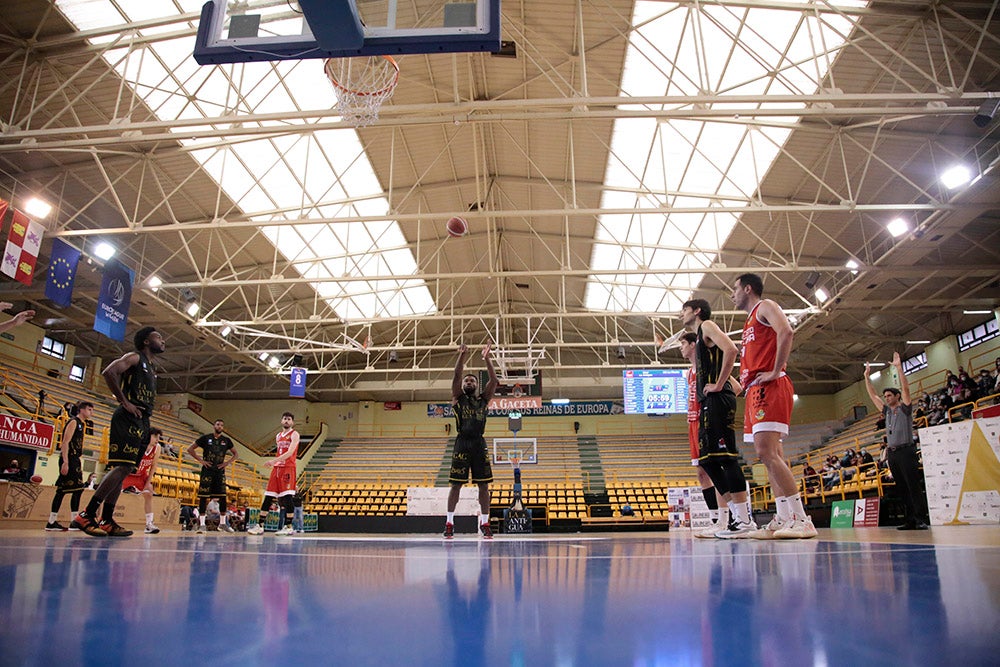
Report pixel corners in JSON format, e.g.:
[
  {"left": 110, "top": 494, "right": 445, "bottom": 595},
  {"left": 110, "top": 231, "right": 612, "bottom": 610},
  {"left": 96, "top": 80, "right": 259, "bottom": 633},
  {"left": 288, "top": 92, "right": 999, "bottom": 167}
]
[
  {"left": 46, "top": 401, "right": 95, "bottom": 531},
  {"left": 73, "top": 326, "right": 164, "bottom": 538},
  {"left": 187, "top": 419, "right": 238, "bottom": 532},
  {"left": 443, "top": 344, "right": 498, "bottom": 539},
  {"left": 680, "top": 299, "right": 756, "bottom": 538}
]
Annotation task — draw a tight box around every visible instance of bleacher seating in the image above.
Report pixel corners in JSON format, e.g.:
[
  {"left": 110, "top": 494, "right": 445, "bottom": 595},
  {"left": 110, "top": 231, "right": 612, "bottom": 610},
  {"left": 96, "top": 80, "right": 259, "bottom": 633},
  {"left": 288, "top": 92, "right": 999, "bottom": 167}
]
[
  {"left": 0, "top": 355, "right": 264, "bottom": 509},
  {"left": 598, "top": 433, "right": 699, "bottom": 485}
]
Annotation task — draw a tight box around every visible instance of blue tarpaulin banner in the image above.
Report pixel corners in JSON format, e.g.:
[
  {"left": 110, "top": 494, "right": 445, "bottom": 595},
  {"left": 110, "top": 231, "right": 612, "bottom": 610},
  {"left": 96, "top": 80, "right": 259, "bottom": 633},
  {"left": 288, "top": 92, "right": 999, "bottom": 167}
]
[
  {"left": 289, "top": 367, "right": 306, "bottom": 397},
  {"left": 45, "top": 239, "right": 81, "bottom": 308},
  {"left": 93, "top": 259, "right": 133, "bottom": 342}
]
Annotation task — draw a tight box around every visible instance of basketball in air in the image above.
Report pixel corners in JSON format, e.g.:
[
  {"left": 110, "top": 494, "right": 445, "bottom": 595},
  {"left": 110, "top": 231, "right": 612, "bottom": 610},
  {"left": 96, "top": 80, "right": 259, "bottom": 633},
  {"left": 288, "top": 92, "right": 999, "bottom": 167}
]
[
  {"left": 446, "top": 216, "right": 469, "bottom": 238},
  {"left": 30, "top": 474, "right": 43, "bottom": 484}
]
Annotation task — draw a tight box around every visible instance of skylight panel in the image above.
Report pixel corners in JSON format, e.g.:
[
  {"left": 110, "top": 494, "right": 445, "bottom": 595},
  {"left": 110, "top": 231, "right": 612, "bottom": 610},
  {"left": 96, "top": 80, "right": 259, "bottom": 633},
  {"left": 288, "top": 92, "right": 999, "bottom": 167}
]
[
  {"left": 586, "top": 1, "right": 859, "bottom": 314},
  {"left": 55, "top": 0, "right": 436, "bottom": 322}
]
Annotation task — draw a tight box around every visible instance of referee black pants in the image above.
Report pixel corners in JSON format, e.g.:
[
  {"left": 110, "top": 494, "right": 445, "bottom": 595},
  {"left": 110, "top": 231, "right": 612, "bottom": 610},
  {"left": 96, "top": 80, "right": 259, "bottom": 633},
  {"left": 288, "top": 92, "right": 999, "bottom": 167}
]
[{"left": 886, "top": 445, "right": 928, "bottom": 524}]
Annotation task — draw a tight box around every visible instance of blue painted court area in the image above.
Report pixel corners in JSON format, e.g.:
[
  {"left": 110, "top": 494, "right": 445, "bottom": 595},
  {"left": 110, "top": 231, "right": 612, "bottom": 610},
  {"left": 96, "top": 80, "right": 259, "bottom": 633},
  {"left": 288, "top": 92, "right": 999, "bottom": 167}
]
[{"left": 0, "top": 529, "right": 998, "bottom": 666}]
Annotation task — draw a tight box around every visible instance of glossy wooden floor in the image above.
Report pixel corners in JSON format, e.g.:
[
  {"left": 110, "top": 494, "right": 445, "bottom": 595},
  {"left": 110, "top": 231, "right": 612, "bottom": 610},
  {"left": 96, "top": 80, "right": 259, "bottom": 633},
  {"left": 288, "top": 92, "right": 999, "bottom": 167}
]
[{"left": 1, "top": 526, "right": 998, "bottom": 666}]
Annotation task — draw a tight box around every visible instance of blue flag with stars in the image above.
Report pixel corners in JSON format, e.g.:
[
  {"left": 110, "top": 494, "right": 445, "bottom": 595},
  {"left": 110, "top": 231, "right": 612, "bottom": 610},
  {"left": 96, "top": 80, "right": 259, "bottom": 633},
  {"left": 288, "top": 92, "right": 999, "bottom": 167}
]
[{"left": 45, "top": 239, "right": 81, "bottom": 308}]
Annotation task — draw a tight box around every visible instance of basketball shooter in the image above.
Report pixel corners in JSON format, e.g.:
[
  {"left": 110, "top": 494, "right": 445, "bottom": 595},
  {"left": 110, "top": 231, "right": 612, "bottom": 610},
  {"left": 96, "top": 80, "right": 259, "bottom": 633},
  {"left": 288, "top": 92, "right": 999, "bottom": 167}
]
[
  {"left": 733, "top": 273, "right": 816, "bottom": 539},
  {"left": 443, "top": 344, "right": 498, "bottom": 539},
  {"left": 680, "top": 300, "right": 756, "bottom": 538}
]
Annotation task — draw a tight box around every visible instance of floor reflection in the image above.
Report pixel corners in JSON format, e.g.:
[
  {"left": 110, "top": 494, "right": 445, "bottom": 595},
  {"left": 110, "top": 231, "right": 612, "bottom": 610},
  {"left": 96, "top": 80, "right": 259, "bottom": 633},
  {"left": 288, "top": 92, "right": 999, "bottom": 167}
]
[{"left": 0, "top": 533, "right": 996, "bottom": 666}]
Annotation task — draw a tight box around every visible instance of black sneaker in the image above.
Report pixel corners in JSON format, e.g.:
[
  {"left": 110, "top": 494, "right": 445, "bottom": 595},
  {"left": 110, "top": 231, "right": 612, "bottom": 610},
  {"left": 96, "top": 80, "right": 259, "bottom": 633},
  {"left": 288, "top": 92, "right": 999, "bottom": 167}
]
[
  {"left": 73, "top": 514, "right": 108, "bottom": 537},
  {"left": 45, "top": 521, "right": 68, "bottom": 532},
  {"left": 443, "top": 522, "right": 454, "bottom": 539},
  {"left": 99, "top": 520, "right": 134, "bottom": 537}
]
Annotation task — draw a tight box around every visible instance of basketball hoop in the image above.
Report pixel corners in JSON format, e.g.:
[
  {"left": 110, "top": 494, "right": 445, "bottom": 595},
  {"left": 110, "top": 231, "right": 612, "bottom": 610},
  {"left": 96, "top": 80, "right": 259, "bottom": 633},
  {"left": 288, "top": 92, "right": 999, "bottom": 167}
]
[
  {"left": 324, "top": 55, "right": 399, "bottom": 127},
  {"left": 508, "top": 449, "right": 522, "bottom": 470}
]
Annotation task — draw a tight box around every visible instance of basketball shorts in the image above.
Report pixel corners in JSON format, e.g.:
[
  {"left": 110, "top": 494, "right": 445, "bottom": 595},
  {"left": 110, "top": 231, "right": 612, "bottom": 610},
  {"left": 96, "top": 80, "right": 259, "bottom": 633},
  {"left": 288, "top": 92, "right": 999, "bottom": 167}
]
[
  {"left": 449, "top": 435, "right": 493, "bottom": 484},
  {"left": 197, "top": 467, "right": 227, "bottom": 497},
  {"left": 698, "top": 390, "right": 739, "bottom": 460},
  {"left": 55, "top": 456, "right": 84, "bottom": 492},
  {"left": 108, "top": 407, "right": 150, "bottom": 469},
  {"left": 121, "top": 469, "right": 150, "bottom": 492},
  {"left": 265, "top": 466, "right": 296, "bottom": 497},
  {"left": 743, "top": 374, "right": 794, "bottom": 442},
  {"left": 688, "top": 419, "right": 700, "bottom": 465}
]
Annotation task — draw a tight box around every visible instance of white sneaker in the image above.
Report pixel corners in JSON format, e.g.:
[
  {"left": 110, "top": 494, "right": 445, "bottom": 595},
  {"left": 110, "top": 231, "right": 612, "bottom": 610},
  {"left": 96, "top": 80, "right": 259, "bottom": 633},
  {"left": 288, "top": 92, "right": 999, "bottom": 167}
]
[
  {"left": 693, "top": 523, "right": 721, "bottom": 539},
  {"left": 275, "top": 525, "right": 295, "bottom": 536},
  {"left": 774, "top": 515, "right": 818, "bottom": 539},
  {"left": 716, "top": 520, "right": 758, "bottom": 539},
  {"left": 247, "top": 524, "right": 265, "bottom": 535},
  {"left": 196, "top": 524, "right": 206, "bottom": 534},
  {"left": 144, "top": 524, "right": 160, "bottom": 534},
  {"left": 751, "top": 517, "right": 787, "bottom": 540},
  {"left": 219, "top": 523, "right": 235, "bottom": 533}
]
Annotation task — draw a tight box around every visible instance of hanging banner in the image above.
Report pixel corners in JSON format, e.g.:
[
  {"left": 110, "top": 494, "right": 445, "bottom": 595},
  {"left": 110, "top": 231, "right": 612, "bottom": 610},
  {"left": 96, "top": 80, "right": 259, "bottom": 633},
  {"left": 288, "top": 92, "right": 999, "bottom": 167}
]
[
  {"left": 289, "top": 367, "right": 307, "bottom": 398},
  {"left": 93, "top": 259, "right": 134, "bottom": 342},
  {"left": 426, "top": 400, "right": 626, "bottom": 418},
  {"left": 1, "top": 208, "right": 45, "bottom": 285},
  {"left": 45, "top": 239, "right": 81, "bottom": 308}
]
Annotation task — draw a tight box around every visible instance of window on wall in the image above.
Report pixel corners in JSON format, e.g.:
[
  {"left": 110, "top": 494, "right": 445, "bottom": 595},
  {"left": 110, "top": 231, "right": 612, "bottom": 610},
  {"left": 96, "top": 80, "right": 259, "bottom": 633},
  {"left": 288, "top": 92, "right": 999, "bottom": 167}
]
[
  {"left": 40, "top": 336, "right": 66, "bottom": 360},
  {"left": 957, "top": 318, "right": 999, "bottom": 352},
  {"left": 902, "top": 352, "right": 928, "bottom": 375},
  {"left": 69, "top": 365, "right": 85, "bottom": 382}
]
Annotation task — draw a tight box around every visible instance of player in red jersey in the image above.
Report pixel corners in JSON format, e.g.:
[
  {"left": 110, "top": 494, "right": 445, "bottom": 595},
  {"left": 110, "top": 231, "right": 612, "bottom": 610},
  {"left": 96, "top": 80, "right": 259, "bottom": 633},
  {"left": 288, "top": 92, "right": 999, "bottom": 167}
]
[
  {"left": 247, "top": 412, "right": 299, "bottom": 536},
  {"left": 732, "top": 273, "right": 816, "bottom": 539},
  {"left": 121, "top": 427, "right": 163, "bottom": 534}
]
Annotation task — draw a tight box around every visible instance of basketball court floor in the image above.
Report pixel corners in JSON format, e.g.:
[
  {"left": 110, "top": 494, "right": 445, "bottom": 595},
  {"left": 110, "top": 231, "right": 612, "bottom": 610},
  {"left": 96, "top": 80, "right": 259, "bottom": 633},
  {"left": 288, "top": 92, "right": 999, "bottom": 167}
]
[{"left": 1, "top": 527, "right": 997, "bottom": 666}]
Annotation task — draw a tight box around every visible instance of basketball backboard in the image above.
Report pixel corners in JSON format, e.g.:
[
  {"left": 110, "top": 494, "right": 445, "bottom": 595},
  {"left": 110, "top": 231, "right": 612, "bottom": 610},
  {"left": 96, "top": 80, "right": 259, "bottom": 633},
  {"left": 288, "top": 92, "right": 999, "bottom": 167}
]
[{"left": 194, "top": 0, "right": 502, "bottom": 65}]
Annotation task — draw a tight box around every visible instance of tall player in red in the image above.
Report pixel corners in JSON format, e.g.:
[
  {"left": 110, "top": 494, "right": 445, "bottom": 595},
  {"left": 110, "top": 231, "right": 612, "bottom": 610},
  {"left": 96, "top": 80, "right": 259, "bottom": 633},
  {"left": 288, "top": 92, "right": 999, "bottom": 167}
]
[
  {"left": 247, "top": 412, "right": 299, "bottom": 536},
  {"left": 732, "top": 273, "right": 817, "bottom": 539}
]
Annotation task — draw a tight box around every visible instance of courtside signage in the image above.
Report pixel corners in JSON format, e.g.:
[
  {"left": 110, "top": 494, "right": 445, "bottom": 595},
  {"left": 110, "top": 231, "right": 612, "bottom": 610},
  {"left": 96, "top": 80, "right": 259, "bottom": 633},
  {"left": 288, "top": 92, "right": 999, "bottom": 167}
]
[{"left": 0, "top": 416, "right": 55, "bottom": 451}]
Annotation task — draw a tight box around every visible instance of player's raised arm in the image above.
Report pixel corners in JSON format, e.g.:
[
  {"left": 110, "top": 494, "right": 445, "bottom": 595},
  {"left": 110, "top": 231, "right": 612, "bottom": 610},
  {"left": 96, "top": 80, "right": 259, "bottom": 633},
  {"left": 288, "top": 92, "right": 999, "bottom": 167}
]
[
  {"left": 482, "top": 343, "right": 499, "bottom": 402},
  {"left": 452, "top": 344, "right": 469, "bottom": 402},
  {"left": 863, "top": 361, "right": 885, "bottom": 411}
]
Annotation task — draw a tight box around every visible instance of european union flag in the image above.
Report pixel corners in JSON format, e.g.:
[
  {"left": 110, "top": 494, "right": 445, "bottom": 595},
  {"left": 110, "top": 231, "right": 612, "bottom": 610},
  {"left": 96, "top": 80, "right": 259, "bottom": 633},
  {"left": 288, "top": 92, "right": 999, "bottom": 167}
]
[{"left": 45, "top": 239, "right": 81, "bottom": 308}]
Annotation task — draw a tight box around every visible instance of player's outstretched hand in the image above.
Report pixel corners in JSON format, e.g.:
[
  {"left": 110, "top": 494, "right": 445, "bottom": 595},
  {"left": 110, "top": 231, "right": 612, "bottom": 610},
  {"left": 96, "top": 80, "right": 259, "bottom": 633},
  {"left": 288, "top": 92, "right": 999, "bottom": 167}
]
[{"left": 482, "top": 342, "right": 492, "bottom": 360}]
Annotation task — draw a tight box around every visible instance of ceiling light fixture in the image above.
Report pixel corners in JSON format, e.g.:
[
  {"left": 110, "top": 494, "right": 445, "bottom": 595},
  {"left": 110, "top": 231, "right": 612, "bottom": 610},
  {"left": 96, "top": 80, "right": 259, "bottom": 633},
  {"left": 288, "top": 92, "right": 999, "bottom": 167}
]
[
  {"left": 940, "top": 165, "right": 971, "bottom": 189},
  {"left": 93, "top": 242, "right": 116, "bottom": 260},
  {"left": 147, "top": 275, "right": 162, "bottom": 291},
  {"left": 24, "top": 197, "right": 52, "bottom": 219},
  {"left": 185, "top": 302, "right": 200, "bottom": 317},
  {"left": 814, "top": 287, "right": 829, "bottom": 303},
  {"left": 963, "top": 309, "right": 992, "bottom": 315},
  {"left": 220, "top": 325, "right": 232, "bottom": 338},
  {"left": 887, "top": 218, "right": 909, "bottom": 237}
]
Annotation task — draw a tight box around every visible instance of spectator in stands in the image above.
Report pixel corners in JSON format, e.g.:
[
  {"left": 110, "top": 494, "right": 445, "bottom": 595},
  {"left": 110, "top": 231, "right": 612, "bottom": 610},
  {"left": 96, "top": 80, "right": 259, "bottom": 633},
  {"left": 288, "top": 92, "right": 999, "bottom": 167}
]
[
  {"left": 86, "top": 472, "right": 98, "bottom": 489},
  {"left": 621, "top": 503, "right": 635, "bottom": 517},
  {"left": 0, "top": 301, "right": 35, "bottom": 334},
  {"left": 2, "top": 458, "right": 26, "bottom": 481},
  {"left": 46, "top": 400, "right": 96, "bottom": 531},
  {"left": 977, "top": 370, "right": 995, "bottom": 398},
  {"left": 859, "top": 448, "right": 876, "bottom": 475},
  {"left": 821, "top": 457, "right": 841, "bottom": 491},
  {"left": 839, "top": 449, "right": 858, "bottom": 483},
  {"left": 864, "top": 352, "right": 929, "bottom": 530},
  {"left": 442, "top": 344, "right": 499, "bottom": 540},
  {"left": 802, "top": 464, "right": 820, "bottom": 493},
  {"left": 958, "top": 369, "right": 977, "bottom": 393}
]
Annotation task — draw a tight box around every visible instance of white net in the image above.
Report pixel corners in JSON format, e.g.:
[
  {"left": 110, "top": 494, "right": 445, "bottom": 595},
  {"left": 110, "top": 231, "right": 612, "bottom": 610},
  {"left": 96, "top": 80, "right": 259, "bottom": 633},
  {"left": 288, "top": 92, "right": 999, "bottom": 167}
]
[{"left": 324, "top": 56, "right": 400, "bottom": 127}]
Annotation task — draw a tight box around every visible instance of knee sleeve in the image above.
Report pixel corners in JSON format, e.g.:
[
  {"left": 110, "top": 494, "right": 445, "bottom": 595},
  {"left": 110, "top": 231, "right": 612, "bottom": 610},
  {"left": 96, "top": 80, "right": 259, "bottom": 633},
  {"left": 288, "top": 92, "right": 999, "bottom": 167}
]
[
  {"left": 699, "top": 460, "right": 731, "bottom": 495},
  {"left": 719, "top": 458, "right": 747, "bottom": 493}
]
